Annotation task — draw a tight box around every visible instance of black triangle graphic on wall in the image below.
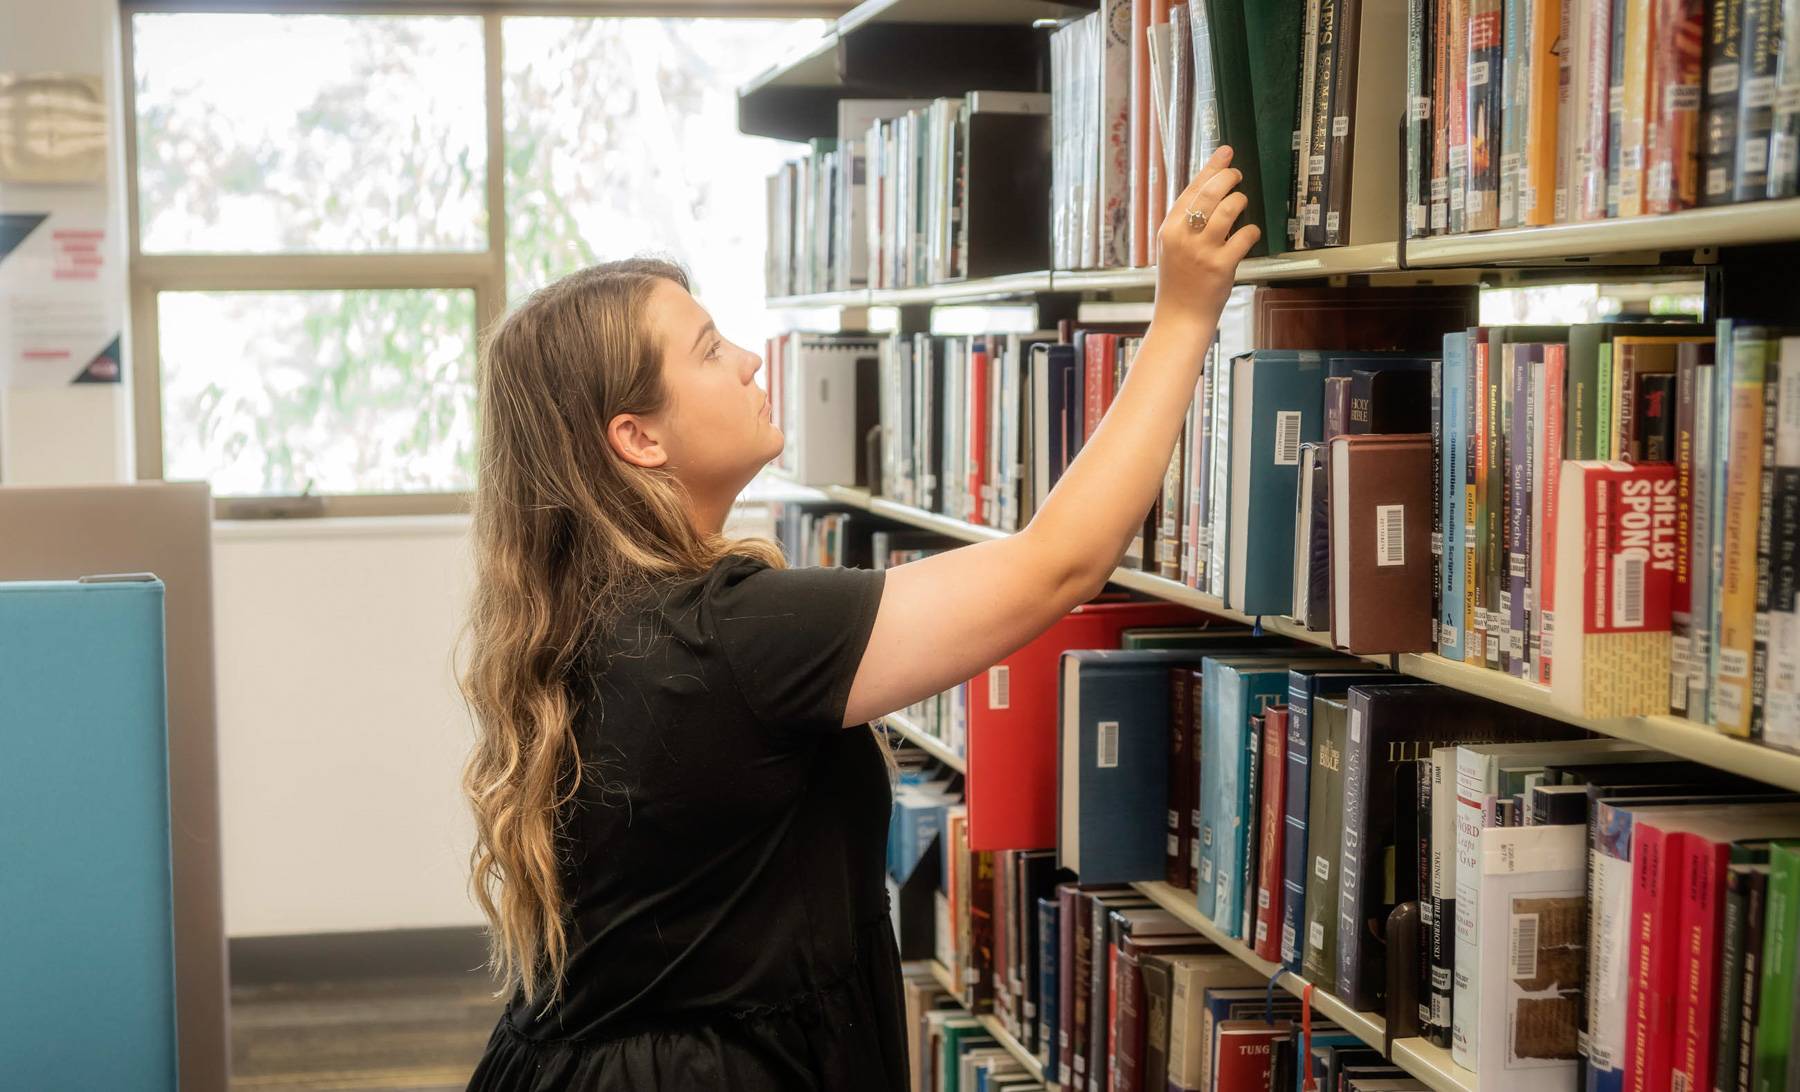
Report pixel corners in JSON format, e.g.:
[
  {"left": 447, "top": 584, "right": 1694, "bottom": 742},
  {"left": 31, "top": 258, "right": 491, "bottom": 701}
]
[
  {"left": 73, "top": 336, "right": 122, "bottom": 384},
  {"left": 0, "top": 213, "right": 49, "bottom": 264}
]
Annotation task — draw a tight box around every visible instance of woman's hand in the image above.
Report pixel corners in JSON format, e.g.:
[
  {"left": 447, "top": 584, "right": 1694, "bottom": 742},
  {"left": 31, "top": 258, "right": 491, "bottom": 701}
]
[{"left": 1151, "top": 145, "right": 1262, "bottom": 344}]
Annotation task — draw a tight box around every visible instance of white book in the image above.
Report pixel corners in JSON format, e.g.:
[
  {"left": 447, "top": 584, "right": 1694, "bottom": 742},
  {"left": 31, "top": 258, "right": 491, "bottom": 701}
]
[
  {"left": 1164, "top": 954, "right": 1267, "bottom": 1092},
  {"left": 1471, "top": 823, "right": 1585, "bottom": 1087},
  {"left": 1332, "top": 0, "right": 1407, "bottom": 245},
  {"left": 967, "top": 90, "right": 1051, "bottom": 115},
  {"left": 786, "top": 336, "right": 881, "bottom": 487}
]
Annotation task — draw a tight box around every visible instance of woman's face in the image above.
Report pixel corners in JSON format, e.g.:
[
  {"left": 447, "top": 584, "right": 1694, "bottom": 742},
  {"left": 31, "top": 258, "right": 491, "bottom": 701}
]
[{"left": 638, "top": 279, "right": 783, "bottom": 495}]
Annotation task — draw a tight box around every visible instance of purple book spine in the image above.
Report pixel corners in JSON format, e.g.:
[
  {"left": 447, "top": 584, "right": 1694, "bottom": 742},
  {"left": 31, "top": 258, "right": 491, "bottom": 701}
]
[{"left": 1507, "top": 344, "right": 1535, "bottom": 676}]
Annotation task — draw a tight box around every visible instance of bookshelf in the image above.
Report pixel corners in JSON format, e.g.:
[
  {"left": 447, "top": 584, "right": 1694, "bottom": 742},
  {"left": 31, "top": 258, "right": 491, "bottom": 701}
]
[
  {"left": 927, "top": 958, "right": 1057, "bottom": 1087},
  {"left": 1126, "top": 882, "right": 1482, "bottom": 1092},
  {"left": 769, "top": 475, "right": 1800, "bottom": 793}
]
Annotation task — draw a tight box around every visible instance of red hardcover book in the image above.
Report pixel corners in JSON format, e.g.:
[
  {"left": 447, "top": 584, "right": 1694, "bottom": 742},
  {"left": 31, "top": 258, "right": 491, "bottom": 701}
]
[
  {"left": 1673, "top": 830, "right": 1731, "bottom": 1091},
  {"left": 1645, "top": 0, "right": 1704, "bottom": 212},
  {"left": 1113, "top": 934, "right": 1212, "bottom": 1092},
  {"left": 1056, "top": 883, "right": 1085, "bottom": 1086},
  {"left": 1252, "top": 705, "right": 1289, "bottom": 963},
  {"left": 966, "top": 600, "right": 1198, "bottom": 850},
  {"left": 967, "top": 341, "right": 990, "bottom": 526},
  {"left": 1210, "top": 1021, "right": 1292, "bottom": 1091},
  {"left": 1166, "top": 667, "right": 1194, "bottom": 889},
  {"left": 1624, "top": 820, "right": 1687, "bottom": 1092}
]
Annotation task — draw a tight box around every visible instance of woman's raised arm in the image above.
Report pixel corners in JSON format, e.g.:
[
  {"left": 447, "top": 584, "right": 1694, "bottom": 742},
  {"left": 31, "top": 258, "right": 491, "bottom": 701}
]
[{"left": 841, "top": 146, "right": 1262, "bottom": 727}]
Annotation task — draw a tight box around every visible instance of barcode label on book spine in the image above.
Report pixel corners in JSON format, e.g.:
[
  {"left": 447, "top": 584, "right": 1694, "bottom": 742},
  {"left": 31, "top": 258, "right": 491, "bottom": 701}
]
[
  {"left": 988, "top": 665, "right": 1010, "bottom": 709},
  {"left": 1376, "top": 505, "right": 1405, "bottom": 566},
  {"left": 1613, "top": 554, "right": 1646, "bottom": 628},
  {"left": 1511, "top": 912, "right": 1540, "bottom": 979},
  {"left": 1274, "top": 411, "right": 1303, "bottom": 466},
  {"left": 1309, "top": 920, "right": 1326, "bottom": 950},
  {"left": 1096, "top": 721, "right": 1119, "bottom": 768}
]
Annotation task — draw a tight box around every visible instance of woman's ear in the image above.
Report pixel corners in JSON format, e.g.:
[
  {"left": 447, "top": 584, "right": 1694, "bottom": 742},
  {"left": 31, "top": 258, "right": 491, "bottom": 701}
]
[{"left": 607, "top": 413, "right": 668, "bottom": 469}]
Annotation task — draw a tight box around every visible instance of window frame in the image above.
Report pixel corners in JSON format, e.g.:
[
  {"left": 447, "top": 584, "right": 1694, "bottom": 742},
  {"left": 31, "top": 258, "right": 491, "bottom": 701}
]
[{"left": 122, "top": 1, "right": 837, "bottom": 519}]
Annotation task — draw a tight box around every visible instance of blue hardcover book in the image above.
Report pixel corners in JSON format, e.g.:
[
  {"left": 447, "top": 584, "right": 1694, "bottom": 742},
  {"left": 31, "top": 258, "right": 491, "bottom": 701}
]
[
  {"left": 1440, "top": 331, "right": 1469, "bottom": 660},
  {"left": 1203, "top": 655, "right": 1341, "bottom": 936},
  {"left": 1043, "top": 343, "right": 1078, "bottom": 489},
  {"left": 1323, "top": 351, "right": 1437, "bottom": 379},
  {"left": 1058, "top": 649, "right": 1215, "bottom": 884},
  {"left": 1278, "top": 668, "right": 1399, "bottom": 972},
  {"left": 1037, "top": 895, "right": 1059, "bottom": 1071},
  {"left": 1225, "top": 351, "right": 1327, "bottom": 615},
  {"left": 1706, "top": 319, "right": 1736, "bottom": 725},
  {"left": 1301, "top": 1028, "right": 1367, "bottom": 1092}
]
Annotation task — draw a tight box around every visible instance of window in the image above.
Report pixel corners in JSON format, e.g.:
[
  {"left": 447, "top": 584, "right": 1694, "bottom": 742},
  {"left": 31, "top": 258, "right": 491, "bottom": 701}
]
[{"left": 127, "top": 7, "right": 824, "bottom": 511}]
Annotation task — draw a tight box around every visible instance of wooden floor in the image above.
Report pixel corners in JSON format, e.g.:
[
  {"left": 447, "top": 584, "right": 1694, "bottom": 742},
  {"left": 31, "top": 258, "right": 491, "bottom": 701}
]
[{"left": 230, "top": 973, "right": 502, "bottom": 1091}]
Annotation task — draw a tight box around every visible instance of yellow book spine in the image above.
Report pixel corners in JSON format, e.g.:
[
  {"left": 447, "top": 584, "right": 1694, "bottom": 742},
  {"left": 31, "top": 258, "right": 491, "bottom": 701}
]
[
  {"left": 1523, "top": 0, "right": 1562, "bottom": 225},
  {"left": 1716, "top": 338, "right": 1769, "bottom": 735},
  {"left": 1618, "top": 0, "right": 1654, "bottom": 216}
]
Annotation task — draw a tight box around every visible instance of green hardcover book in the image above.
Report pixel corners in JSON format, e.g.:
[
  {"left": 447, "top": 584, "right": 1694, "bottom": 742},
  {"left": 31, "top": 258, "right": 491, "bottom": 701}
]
[
  {"left": 1119, "top": 625, "right": 1257, "bottom": 650},
  {"left": 1566, "top": 323, "right": 1710, "bottom": 460},
  {"left": 1718, "top": 856, "right": 1770, "bottom": 1092},
  {"left": 1597, "top": 343, "right": 1614, "bottom": 460},
  {"left": 941, "top": 1020, "right": 997, "bottom": 1092},
  {"left": 1239, "top": 0, "right": 1304, "bottom": 256},
  {"left": 1300, "top": 696, "right": 1350, "bottom": 986},
  {"left": 1753, "top": 841, "right": 1800, "bottom": 1091},
  {"left": 1200, "top": 0, "right": 1270, "bottom": 255}
]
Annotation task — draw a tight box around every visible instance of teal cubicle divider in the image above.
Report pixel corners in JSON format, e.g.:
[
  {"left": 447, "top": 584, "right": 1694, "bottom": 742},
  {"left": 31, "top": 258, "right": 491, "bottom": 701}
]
[{"left": 0, "top": 578, "right": 178, "bottom": 1089}]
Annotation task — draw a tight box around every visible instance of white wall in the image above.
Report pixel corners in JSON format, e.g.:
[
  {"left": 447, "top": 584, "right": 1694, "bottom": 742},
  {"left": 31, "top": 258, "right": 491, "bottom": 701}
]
[{"left": 212, "top": 515, "right": 483, "bottom": 936}]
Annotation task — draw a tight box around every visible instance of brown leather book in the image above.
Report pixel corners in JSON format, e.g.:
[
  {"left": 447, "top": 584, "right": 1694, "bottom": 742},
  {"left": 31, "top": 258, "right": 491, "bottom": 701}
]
[
  {"left": 1328, "top": 433, "right": 1435, "bottom": 654},
  {"left": 1253, "top": 285, "right": 1479, "bottom": 352}
]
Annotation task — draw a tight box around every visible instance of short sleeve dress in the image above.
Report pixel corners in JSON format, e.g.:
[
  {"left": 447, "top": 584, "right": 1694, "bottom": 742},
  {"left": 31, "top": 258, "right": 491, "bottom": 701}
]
[{"left": 466, "top": 555, "right": 904, "bottom": 1092}]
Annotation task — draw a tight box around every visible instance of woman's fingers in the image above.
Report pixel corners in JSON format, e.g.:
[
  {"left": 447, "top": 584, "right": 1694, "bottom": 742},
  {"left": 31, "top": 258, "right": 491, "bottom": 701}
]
[
  {"left": 1172, "top": 145, "right": 1234, "bottom": 209},
  {"left": 1199, "top": 191, "right": 1249, "bottom": 245},
  {"left": 1190, "top": 167, "right": 1243, "bottom": 215}
]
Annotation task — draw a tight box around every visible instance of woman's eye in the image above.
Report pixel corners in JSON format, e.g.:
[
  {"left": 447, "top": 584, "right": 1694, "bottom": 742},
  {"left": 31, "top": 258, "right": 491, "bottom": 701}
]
[{"left": 706, "top": 339, "right": 723, "bottom": 361}]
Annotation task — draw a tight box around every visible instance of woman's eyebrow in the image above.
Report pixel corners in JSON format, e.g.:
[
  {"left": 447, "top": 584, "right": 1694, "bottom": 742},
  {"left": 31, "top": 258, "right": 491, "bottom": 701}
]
[{"left": 690, "top": 321, "right": 717, "bottom": 354}]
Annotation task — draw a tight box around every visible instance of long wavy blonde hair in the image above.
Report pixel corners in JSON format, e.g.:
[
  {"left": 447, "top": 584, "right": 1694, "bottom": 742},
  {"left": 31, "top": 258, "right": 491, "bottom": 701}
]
[{"left": 461, "top": 259, "right": 782, "bottom": 1005}]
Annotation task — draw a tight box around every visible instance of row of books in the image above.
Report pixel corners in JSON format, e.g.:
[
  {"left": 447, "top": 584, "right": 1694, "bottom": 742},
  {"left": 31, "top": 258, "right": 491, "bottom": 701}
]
[
  {"left": 1425, "top": 322, "right": 1800, "bottom": 739},
  {"left": 764, "top": 93, "right": 1053, "bottom": 297},
  {"left": 1403, "top": 0, "right": 1800, "bottom": 239},
  {"left": 901, "top": 610, "right": 1800, "bottom": 1090}
]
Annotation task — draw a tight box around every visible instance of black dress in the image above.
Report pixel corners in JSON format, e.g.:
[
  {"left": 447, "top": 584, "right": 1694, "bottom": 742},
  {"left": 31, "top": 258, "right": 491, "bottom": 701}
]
[{"left": 467, "top": 555, "right": 903, "bottom": 1092}]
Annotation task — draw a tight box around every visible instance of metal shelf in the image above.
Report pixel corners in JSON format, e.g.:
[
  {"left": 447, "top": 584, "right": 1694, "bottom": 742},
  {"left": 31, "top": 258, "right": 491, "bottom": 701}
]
[
  {"left": 1403, "top": 198, "right": 1800, "bottom": 267},
  {"left": 1132, "top": 881, "right": 1472, "bottom": 1092},
  {"left": 766, "top": 289, "right": 874, "bottom": 310},
  {"left": 869, "top": 271, "right": 1055, "bottom": 306},
  {"left": 882, "top": 711, "right": 965, "bottom": 771},
  {"left": 974, "top": 1013, "right": 1050, "bottom": 1087}
]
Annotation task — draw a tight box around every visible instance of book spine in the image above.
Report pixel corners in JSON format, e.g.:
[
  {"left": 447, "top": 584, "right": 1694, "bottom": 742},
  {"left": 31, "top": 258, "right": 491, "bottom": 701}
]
[
  {"left": 1432, "top": 0, "right": 1454, "bottom": 232},
  {"left": 1734, "top": 0, "right": 1779, "bottom": 202},
  {"left": 1647, "top": 0, "right": 1706, "bottom": 212},
  {"left": 1408, "top": 0, "right": 1432, "bottom": 237},
  {"left": 1508, "top": 344, "right": 1531, "bottom": 676},
  {"left": 1717, "top": 331, "right": 1769, "bottom": 736},
  {"left": 1497, "top": 0, "right": 1528, "bottom": 227},
  {"left": 1466, "top": 0, "right": 1505, "bottom": 229},
  {"left": 1443, "top": 335, "right": 1469, "bottom": 661},
  {"left": 1324, "top": 0, "right": 1364, "bottom": 245},
  {"left": 1239, "top": 712, "right": 1262, "bottom": 941},
  {"left": 1607, "top": 0, "right": 1631, "bottom": 216},
  {"left": 1100, "top": 0, "right": 1134, "bottom": 266},
  {"left": 1089, "top": 910, "right": 1113, "bottom": 1092},
  {"left": 1768, "top": 343, "right": 1800, "bottom": 748},
  {"left": 1708, "top": 321, "right": 1737, "bottom": 728},
  {"left": 1112, "top": 945, "right": 1145, "bottom": 1092},
  {"left": 1737, "top": 867, "right": 1770, "bottom": 1092},
  {"left": 1769, "top": 0, "right": 1800, "bottom": 197},
  {"left": 1555, "top": 0, "right": 1580, "bottom": 222},
  {"left": 1487, "top": 341, "right": 1508, "bottom": 669},
  {"left": 1618, "top": 0, "right": 1653, "bottom": 218},
  {"left": 1427, "top": 748, "right": 1457, "bottom": 1048},
  {"left": 1703, "top": 0, "right": 1747, "bottom": 203},
  {"left": 1254, "top": 708, "right": 1288, "bottom": 962},
  {"left": 1192, "top": 355, "right": 1214, "bottom": 590},
  {"left": 1753, "top": 349, "right": 1781, "bottom": 738},
  {"left": 1068, "top": 892, "right": 1092, "bottom": 1087},
  {"left": 1673, "top": 350, "right": 1701, "bottom": 715},
  {"left": 1538, "top": 344, "right": 1568, "bottom": 687},
  {"left": 1335, "top": 696, "right": 1369, "bottom": 1006},
  {"left": 1452, "top": 750, "right": 1485, "bottom": 1068},
  {"left": 1301, "top": 702, "right": 1345, "bottom": 985},
  {"left": 1714, "top": 868, "right": 1753, "bottom": 1092},
  {"left": 1416, "top": 754, "right": 1434, "bottom": 1035},
  {"left": 1472, "top": 337, "right": 1491, "bottom": 664},
  {"left": 1304, "top": 0, "right": 1342, "bottom": 247},
  {"left": 1188, "top": 674, "right": 1206, "bottom": 896},
  {"left": 1433, "top": 358, "right": 1446, "bottom": 651},
  {"left": 1040, "top": 898, "right": 1060, "bottom": 1070},
  {"left": 1523, "top": 0, "right": 1562, "bottom": 224},
  {"left": 1622, "top": 823, "right": 1682, "bottom": 1092},
  {"left": 1450, "top": 0, "right": 1473, "bottom": 232},
  {"left": 1281, "top": 681, "right": 1313, "bottom": 972},
  {"left": 1581, "top": 0, "right": 1617, "bottom": 219},
  {"left": 1673, "top": 838, "right": 1727, "bottom": 1092},
  {"left": 1208, "top": 353, "right": 1232, "bottom": 598},
  {"left": 1752, "top": 846, "right": 1800, "bottom": 1091},
  {"left": 1167, "top": 667, "right": 1192, "bottom": 888},
  {"left": 1130, "top": 0, "right": 1151, "bottom": 268}
]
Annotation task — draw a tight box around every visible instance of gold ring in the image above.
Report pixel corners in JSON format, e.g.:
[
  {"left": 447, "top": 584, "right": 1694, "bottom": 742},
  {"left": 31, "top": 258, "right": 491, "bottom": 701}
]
[{"left": 1185, "top": 207, "right": 1209, "bottom": 231}]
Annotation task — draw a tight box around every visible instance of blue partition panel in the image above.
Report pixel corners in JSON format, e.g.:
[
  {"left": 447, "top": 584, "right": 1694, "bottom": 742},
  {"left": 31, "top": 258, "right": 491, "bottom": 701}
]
[{"left": 0, "top": 578, "right": 178, "bottom": 1089}]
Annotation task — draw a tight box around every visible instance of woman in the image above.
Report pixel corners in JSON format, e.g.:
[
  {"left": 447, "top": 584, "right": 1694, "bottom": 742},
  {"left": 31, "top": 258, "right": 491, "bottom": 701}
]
[{"left": 462, "top": 147, "right": 1258, "bottom": 1090}]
